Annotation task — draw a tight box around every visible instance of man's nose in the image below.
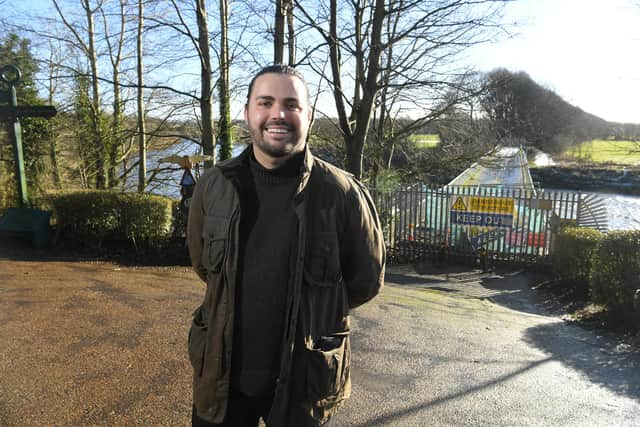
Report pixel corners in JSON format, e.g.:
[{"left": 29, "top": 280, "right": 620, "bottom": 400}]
[{"left": 271, "top": 104, "right": 286, "bottom": 119}]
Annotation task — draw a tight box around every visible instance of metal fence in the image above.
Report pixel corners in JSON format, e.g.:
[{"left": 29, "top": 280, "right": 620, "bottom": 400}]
[{"left": 371, "top": 184, "right": 606, "bottom": 266}]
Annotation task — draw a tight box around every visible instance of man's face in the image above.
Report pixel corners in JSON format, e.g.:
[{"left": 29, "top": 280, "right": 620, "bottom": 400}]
[{"left": 244, "top": 73, "right": 311, "bottom": 165}]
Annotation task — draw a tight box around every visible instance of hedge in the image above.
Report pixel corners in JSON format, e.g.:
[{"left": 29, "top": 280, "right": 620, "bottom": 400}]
[
  {"left": 551, "top": 226, "right": 603, "bottom": 293},
  {"left": 590, "top": 230, "right": 640, "bottom": 318},
  {"left": 49, "top": 190, "right": 175, "bottom": 249}
]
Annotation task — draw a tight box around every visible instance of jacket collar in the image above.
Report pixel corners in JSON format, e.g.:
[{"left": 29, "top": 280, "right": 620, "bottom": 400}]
[{"left": 296, "top": 144, "right": 314, "bottom": 198}]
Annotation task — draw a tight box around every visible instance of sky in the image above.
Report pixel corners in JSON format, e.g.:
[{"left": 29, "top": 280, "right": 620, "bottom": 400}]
[{"left": 468, "top": 0, "right": 640, "bottom": 124}]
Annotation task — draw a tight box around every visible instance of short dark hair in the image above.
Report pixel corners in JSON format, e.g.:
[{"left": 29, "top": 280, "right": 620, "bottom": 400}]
[{"left": 246, "top": 64, "right": 309, "bottom": 104}]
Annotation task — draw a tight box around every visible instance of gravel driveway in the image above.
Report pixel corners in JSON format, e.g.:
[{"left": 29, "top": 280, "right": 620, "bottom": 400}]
[{"left": 1, "top": 255, "right": 639, "bottom": 426}]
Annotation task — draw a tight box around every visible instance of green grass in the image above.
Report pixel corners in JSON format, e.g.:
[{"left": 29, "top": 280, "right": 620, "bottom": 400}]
[
  {"left": 409, "top": 134, "right": 440, "bottom": 148},
  {"left": 562, "top": 139, "right": 640, "bottom": 165}
]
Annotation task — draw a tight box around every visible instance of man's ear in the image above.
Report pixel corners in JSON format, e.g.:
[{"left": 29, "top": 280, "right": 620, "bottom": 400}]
[{"left": 243, "top": 104, "right": 249, "bottom": 123}]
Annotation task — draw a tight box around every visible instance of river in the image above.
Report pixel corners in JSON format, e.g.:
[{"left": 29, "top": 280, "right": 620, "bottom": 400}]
[
  {"left": 545, "top": 188, "right": 640, "bottom": 231},
  {"left": 530, "top": 148, "right": 640, "bottom": 231}
]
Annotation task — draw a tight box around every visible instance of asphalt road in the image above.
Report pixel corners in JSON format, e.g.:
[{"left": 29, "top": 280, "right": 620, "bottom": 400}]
[
  {"left": 1, "top": 252, "right": 639, "bottom": 426},
  {"left": 334, "top": 266, "right": 640, "bottom": 426}
]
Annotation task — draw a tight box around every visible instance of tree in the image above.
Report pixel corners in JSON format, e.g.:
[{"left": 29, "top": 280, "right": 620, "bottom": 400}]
[
  {"left": 100, "top": 0, "right": 131, "bottom": 189},
  {"left": 274, "top": 0, "right": 295, "bottom": 64},
  {"left": 193, "top": 0, "right": 215, "bottom": 167},
  {"left": 137, "top": 0, "right": 147, "bottom": 191},
  {"left": 296, "top": 0, "right": 509, "bottom": 179},
  {"left": 480, "top": 68, "right": 608, "bottom": 153},
  {"left": 217, "top": 0, "right": 233, "bottom": 161},
  {"left": 53, "top": 0, "right": 109, "bottom": 188}
]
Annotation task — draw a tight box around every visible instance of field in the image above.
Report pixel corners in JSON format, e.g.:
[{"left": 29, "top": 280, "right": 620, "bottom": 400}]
[
  {"left": 562, "top": 139, "right": 640, "bottom": 165},
  {"left": 409, "top": 134, "right": 440, "bottom": 148}
]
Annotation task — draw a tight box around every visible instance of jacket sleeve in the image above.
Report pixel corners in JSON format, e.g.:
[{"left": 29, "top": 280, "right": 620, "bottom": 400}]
[
  {"left": 187, "top": 175, "right": 208, "bottom": 282},
  {"left": 340, "top": 181, "right": 386, "bottom": 309}
]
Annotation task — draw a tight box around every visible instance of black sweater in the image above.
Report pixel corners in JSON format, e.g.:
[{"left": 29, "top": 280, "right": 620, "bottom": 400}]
[{"left": 231, "top": 151, "right": 302, "bottom": 397}]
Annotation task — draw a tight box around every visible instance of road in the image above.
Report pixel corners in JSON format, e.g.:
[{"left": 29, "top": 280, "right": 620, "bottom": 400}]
[
  {"left": 0, "top": 254, "right": 638, "bottom": 426},
  {"left": 335, "top": 265, "right": 640, "bottom": 426}
]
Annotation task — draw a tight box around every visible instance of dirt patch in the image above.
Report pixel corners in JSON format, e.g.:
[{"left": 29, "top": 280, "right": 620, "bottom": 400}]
[
  {"left": 0, "top": 250, "right": 203, "bottom": 426},
  {"left": 531, "top": 277, "right": 640, "bottom": 346}
]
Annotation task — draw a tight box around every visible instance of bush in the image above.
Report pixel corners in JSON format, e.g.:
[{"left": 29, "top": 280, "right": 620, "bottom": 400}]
[
  {"left": 590, "top": 230, "right": 640, "bottom": 318},
  {"left": 49, "top": 190, "right": 174, "bottom": 249},
  {"left": 552, "top": 226, "right": 603, "bottom": 294}
]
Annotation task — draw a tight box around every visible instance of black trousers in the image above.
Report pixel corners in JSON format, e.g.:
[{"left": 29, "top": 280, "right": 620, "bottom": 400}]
[{"left": 192, "top": 390, "right": 273, "bottom": 427}]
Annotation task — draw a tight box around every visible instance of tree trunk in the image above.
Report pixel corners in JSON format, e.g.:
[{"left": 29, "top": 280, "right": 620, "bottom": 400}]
[
  {"left": 110, "top": 66, "right": 121, "bottom": 189},
  {"left": 83, "top": 0, "right": 107, "bottom": 189},
  {"left": 218, "top": 0, "right": 233, "bottom": 161},
  {"left": 327, "top": 0, "right": 384, "bottom": 179},
  {"left": 197, "top": 0, "right": 215, "bottom": 169},
  {"left": 137, "top": 0, "right": 146, "bottom": 192},
  {"left": 286, "top": 0, "right": 295, "bottom": 64},
  {"left": 105, "top": 0, "right": 127, "bottom": 189},
  {"left": 274, "top": 0, "right": 285, "bottom": 63},
  {"left": 47, "top": 52, "right": 62, "bottom": 189},
  {"left": 345, "top": 136, "right": 365, "bottom": 179}
]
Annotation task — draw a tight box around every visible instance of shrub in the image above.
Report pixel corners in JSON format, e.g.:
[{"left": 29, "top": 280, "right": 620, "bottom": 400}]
[
  {"left": 590, "top": 230, "right": 640, "bottom": 318},
  {"left": 552, "top": 226, "right": 603, "bottom": 294},
  {"left": 49, "top": 190, "right": 174, "bottom": 249}
]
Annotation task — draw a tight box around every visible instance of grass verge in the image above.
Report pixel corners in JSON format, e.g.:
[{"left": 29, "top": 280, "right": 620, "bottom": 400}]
[{"left": 561, "top": 139, "right": 640, "bottom": 165}]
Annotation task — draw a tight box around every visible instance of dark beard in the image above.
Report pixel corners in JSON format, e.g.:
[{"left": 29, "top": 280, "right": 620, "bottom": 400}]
[{"left": 253, "top": 140, "right": 291, "bottom": 158}]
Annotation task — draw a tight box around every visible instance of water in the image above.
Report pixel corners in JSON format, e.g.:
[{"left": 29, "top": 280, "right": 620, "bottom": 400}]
[
  {"left": 531, "top": 148, "right": 556, "bottom": 167},
  {"left": 532, "top": 148, "right": 639, "bottom": 230},
  {"left": 569, "top": 190, "right": 640, "bottom": 231},
  {"left": 124, "top": 140, "right": 247, "bottom": 199}
]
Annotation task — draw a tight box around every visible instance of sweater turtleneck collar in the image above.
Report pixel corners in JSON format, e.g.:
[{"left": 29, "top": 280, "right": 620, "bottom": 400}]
[{"left": 249, "top": 148, "right": 304, "bottom": 183}]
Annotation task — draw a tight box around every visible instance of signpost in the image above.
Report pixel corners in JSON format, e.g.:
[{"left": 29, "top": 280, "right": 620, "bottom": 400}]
[
  {"left": 0, "top": 65, "right": 58, "bottom": 207},
  {"left": 158, "top": 153, "right": 213, "bottom": 221},
  {"left": 0, "top": 65, "right": 58, "bottom": 248}
]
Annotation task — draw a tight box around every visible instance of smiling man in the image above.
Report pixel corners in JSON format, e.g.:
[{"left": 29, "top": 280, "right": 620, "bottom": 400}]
[{"left": 187, "top": 65, "right": 385, "bottom": 427}]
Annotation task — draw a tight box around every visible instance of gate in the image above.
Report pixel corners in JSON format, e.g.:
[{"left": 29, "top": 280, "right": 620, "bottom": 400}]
[{"left": 371, "top": 184, "right": 606, "bottom": 265}]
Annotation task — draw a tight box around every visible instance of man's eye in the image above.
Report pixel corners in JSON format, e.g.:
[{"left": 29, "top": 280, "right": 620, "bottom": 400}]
[{"left": 288, "top": 104, "right": 301, "bottom": 110}]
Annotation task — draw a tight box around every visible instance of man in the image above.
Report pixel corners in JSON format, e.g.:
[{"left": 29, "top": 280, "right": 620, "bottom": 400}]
[{"left": 187, "top": 65, "right": 385, "bottom": 427}]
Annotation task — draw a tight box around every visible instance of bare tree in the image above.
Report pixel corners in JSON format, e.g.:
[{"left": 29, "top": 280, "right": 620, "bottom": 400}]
[
  {"left": 194, "top": 0, "right": 215, "bottom": 167},
  {"left": 136, "top": 0, "right": 147, "bottom": 191},
  {"left": 53, "top": 0, "right": 109, "bottom": 188},
  {"left": 100, "top": 0, "right": 131, "bottom": 189},
  {"left": 45, "top": 38, "right": 64, "bottom": 188},
  {"left": 296, "top": 0, "right": 508, "bottom": 179},
  {"left": 218, "top": 0, "right": 233, "bottom": 161}
]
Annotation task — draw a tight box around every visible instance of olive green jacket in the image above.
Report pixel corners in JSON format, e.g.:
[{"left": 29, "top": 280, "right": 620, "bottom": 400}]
[{"left": 186, "top": 146, "right": 385, "bottom": 426}]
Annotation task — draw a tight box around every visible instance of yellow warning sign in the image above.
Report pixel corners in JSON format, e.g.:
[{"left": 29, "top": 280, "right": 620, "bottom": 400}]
[
  {"left": 468, "top": 196, "right": 514, "bottom": 214},
  {"left": 451, "top": 197, "right": 467, "bottom": 211}
]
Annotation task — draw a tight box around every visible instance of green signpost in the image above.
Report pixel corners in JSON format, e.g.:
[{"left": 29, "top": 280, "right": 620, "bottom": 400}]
[
  {"left": 0, "top": 64, "right": 57, "bottom": 207},
  {"left": 0, "top": 65, "right": 58, "bottom": 249}
]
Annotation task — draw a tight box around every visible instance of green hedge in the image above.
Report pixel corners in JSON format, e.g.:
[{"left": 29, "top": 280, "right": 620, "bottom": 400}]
[
  {"left": 49, "top": 191, "right": 175, "bottom": 248},
  {"left": 552, "top": 226, "right": 603, "bottom": 293},
  {"left": 590, "top": 230, "right": 640, "bottom": 317}
]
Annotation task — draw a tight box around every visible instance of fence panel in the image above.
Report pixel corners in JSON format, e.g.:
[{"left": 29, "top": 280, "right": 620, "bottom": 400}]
[{"left": 371, "top": 184, "right": 589, "bottom": 266}]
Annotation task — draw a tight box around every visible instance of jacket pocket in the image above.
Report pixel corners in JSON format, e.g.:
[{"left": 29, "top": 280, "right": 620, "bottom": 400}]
[
  {"left": 188, "top": 305, "right": 208, "bottom": 377},
  {"left": 201, "top": 215, "right": 230, "bottom": 273},
  {"left": 304, "top": 331, "right": 350, "bottom": 403},
  {"left": 305, "top": 231, "right": 341, "bottom": 287}
]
